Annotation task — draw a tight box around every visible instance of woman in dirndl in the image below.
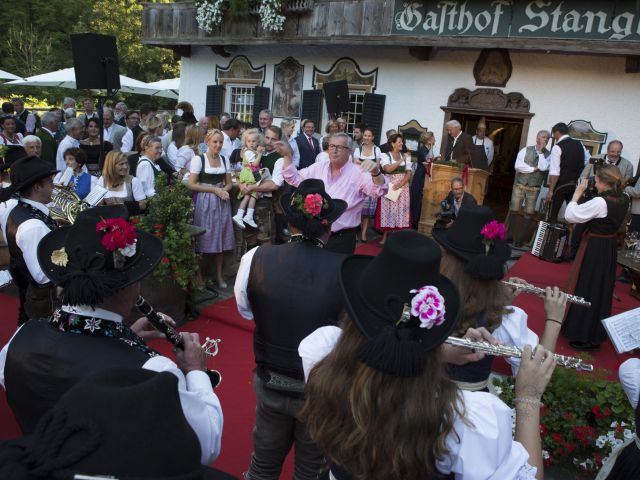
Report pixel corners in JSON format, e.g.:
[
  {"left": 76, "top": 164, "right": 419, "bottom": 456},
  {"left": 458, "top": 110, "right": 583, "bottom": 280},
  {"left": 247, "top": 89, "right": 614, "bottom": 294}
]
[
  {"left": 375, "top": 133, "right": 412, "bottom": 246},
  {"left": 561, "top": 164, "right": 629, "bottom": 350},
  {"left": 353, "top": 127, "right": 382, "bottom": 243},
  {"left": 187, "top": 129, "right": 234, "bottom": 289}
]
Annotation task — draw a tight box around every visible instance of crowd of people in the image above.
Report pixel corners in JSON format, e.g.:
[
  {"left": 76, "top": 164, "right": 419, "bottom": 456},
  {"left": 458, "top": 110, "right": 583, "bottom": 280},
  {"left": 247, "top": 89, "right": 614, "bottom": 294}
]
[{"left": 0, "top": 94, "right": 638, "bottom": 479}]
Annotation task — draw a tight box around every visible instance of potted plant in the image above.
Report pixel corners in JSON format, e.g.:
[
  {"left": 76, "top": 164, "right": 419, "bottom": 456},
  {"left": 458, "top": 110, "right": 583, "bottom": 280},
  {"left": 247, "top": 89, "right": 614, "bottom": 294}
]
[
  {"left": 493, "top": 363, "right": 636, "bottom": 477},
  {"left": 134, "top": 174, "right": 199, "bottom": 323}
]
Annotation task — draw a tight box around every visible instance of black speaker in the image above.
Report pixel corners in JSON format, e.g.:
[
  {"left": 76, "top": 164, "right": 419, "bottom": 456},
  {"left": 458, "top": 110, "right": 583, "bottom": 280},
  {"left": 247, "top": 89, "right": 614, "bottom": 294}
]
[
  {"left": 323, "top": 80, "right": 350, "bottom": 117},
  {"left": 70, "top": 33, "right": 121, "bottom": 90}
]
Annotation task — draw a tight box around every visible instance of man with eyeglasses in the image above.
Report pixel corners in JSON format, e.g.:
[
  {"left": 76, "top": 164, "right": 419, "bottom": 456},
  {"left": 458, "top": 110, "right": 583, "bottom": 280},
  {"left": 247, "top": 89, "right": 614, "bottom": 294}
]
[{"left": 282, "top": 132, "right": 387, "bottom": 254}]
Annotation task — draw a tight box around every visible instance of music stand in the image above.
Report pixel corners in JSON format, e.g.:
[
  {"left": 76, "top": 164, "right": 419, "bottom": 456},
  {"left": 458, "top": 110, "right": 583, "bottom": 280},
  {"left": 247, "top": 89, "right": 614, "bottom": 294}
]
[{"left": 71, "top": 34, "right": 121, "bottom": 169}]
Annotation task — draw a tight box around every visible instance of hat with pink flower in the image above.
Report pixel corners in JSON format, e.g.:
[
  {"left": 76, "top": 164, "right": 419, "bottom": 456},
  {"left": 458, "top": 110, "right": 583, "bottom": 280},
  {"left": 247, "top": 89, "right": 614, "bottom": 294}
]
[
  {"left": 432, "top": 205, "right": 511, "bottom": 280},
  {"left": 339, "top": 230, "right": 460, "bottom": 377}
]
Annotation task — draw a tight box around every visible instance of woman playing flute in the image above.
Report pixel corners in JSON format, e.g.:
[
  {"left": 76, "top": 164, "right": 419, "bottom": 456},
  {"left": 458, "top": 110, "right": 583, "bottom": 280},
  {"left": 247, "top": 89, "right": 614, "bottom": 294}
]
[{"left": 433, "top": 205, "right": 568, "bottom": 391}]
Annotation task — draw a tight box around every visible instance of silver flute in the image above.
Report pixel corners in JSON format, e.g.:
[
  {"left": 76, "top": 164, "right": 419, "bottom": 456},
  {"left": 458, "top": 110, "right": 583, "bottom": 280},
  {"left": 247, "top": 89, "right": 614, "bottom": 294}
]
[
  {"left": 445, "top": 337, "right": 594, "bottom": 372},
  {"left": 502, "top": 280, "right": 591, "bottom": 307}
]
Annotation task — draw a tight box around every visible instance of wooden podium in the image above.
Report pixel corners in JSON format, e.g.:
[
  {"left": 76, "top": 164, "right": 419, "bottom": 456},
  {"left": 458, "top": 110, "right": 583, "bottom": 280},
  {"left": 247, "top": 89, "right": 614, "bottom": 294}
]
[{"left": 418, "top": 163, "right": 490, "bottom": 236}]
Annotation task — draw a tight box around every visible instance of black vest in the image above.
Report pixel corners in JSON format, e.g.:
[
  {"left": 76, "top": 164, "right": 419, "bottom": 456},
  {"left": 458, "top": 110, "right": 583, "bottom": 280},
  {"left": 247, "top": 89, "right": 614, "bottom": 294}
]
[
  {"left": 6, "top": 202, "right": 55, "bottom": 286},
  {"left": 588, "top": 194, "right": 629, "bottom": 235},
  {"left": 131, "top": 125, "right": 144, "bottom": 147},
  {"left": 557, "top": 137, "right": 585, "bottom": 186},
  {"left": 4, "top": 320, "right": 150, "bottom": 434},
  {"left": 247, "top": 242, "right": 345, "bottom": 379}
]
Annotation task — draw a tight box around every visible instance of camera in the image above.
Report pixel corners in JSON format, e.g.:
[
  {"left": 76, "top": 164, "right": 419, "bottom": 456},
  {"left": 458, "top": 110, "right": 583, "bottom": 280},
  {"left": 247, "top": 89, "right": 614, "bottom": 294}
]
[{"left": 434, "top": 200, "right": 454, "bottom": 229}]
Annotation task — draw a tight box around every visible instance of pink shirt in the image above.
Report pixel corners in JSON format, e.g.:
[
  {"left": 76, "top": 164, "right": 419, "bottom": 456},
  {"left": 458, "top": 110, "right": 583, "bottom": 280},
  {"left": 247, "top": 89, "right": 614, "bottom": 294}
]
[{"left": 283, "top": 159, "right": 388, "bottom": 232}]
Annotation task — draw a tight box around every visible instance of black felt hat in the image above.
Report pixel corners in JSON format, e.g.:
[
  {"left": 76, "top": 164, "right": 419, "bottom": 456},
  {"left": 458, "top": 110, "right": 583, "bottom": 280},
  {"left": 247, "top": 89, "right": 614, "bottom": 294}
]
[
  {"left": 432, "top": 205, "right": 511, "bottom": 280},
  {"left": 8, "top": 155, "right": 58, "bottom": 192},
  {"left": 340, "top": 230, "right": 460, "bottom": 377},
  {"left": 0, "top": 367, "right": 236, "bottom": 480},
  {"left": 1, "top": 145, "right": 28, "bottom": 171},
  {"left": 280, "top": 178, "right": 347, "bottom": 223},
  {"left": 37, "top": 205, "right": 163, "bottom": 306}
]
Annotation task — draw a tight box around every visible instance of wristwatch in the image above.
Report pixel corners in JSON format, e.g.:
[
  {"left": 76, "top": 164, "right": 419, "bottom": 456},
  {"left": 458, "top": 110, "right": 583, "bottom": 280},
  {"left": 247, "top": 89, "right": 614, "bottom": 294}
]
[{"left": 371, "top": 168, "right": 382, "bottom": 177}]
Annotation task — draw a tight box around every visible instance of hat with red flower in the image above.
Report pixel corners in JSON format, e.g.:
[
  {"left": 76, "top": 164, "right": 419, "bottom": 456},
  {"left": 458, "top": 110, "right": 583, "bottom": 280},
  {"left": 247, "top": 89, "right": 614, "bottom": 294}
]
[
  {"left": 280, "top": 179, "right": 347, "bottom": 224},
  {"left": 37, "top": 205, "right": 163, "bottom": 306}
]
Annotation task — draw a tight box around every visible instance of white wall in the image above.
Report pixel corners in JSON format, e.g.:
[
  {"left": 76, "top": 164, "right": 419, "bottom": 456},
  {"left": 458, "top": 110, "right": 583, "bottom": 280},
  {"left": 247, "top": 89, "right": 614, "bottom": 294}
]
[{"left": 180, "top": 45, "right": 640, "bottom": 167}]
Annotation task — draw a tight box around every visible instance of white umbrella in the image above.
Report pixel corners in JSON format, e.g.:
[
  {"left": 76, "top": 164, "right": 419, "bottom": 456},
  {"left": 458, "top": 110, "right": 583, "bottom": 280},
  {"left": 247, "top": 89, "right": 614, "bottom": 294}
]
[
  {"left": 4, "top": 68, "right": 177, "bottom": 98},
  {"left": 0, "top": 69, "right": 21, "bottom": 81}
]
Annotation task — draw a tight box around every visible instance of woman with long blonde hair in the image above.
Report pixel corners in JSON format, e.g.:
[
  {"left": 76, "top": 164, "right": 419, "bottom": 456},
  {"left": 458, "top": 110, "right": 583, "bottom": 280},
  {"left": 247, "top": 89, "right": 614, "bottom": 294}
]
[
  {"left": 97, "top": 151, "right": 147, "bottom": 212},
  {"left": 299, "top": 231, "right": 558, "bottom": 480},
  {"left": 177, "top": 125, "right": 207, "bottom": 182}
]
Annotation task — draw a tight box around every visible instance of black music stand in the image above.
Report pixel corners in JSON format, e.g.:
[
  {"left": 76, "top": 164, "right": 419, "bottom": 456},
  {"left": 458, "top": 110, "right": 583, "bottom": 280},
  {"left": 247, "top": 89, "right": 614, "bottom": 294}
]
[{"left": 71, "top": 34, "right": 121, "bottom": 168}]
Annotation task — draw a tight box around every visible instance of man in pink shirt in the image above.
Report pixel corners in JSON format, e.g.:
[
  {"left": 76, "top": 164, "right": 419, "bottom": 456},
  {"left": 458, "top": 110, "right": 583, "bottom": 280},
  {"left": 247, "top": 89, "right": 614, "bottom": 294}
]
[{"left": 281, "top": 132, "right": 387, "bottom": 253}]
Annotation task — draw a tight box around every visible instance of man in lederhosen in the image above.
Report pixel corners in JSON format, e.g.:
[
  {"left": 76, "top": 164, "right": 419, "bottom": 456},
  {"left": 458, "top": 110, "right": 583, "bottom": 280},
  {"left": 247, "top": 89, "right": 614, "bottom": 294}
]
[
  {"left": 234, "top": 178, "right": 347, "bottom": 480},
  {"left": 0, "top": 156, "right": 59, "bottom": 325}
]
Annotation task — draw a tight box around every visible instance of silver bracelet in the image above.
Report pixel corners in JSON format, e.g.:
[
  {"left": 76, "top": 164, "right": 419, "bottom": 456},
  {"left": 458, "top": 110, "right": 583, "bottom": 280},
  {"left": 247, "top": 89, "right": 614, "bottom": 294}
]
[{"left": 514, "top": 397, "right": 543, "bottom": 408}]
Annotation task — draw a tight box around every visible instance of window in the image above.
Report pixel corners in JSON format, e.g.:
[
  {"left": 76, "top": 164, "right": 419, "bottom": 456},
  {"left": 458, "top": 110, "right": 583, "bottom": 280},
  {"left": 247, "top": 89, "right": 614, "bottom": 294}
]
[
  {"left": 225, "top": 84, "right": 255, "bottom": 123},
  {"left": 344, "top": 91, "right": 365, "bottom": 134}
]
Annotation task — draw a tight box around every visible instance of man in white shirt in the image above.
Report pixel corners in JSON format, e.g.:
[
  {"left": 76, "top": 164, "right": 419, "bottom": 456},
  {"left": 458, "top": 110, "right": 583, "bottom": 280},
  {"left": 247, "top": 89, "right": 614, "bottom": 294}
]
[
  {"left": 546, "top": 122, "right": 591, "bottom": 223},
  {"left": 103, "top": 108, "right": 127, "bottom": 151},
  {"left": 55, "top": 118, "right": 83, "bottom": 171},
  {"left": 0, "top": 205, "right": 223, "bottom": 464},
  {"left": 221, "top": 118, "right": 241, "bottom": 161},
  {"left": 472, "top": 120, "right": 495, "bottom": 166},
  {"left": 508, "top": 130, "right": 551, "bottom": 247},
  {"left": 12, "top": 98, "right": 36, "bottom": 135},
  {"left": 120, "top": 110, "right": 143, "bottom": 153},
  {"left": 0, "top": 156, "right": 59, "bottom": 325}
]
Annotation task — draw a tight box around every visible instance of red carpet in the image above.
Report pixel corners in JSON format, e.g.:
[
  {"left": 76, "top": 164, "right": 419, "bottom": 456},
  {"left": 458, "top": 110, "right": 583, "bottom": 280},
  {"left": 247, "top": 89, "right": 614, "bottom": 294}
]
[{"left": 1, "top": 244, "right": 637, "bottom": 479}]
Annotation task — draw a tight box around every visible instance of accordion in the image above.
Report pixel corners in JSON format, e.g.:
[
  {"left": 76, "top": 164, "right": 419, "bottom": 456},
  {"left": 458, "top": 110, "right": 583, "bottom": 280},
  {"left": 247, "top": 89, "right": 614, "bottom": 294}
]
[{"left": 531, "top": 221, "right": 569, "bottom": 262}]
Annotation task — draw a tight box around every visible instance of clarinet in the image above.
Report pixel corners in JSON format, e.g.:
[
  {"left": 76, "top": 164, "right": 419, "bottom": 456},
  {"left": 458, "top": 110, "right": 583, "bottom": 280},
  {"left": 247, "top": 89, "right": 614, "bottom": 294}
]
[{"left": 135, "top": 296, "right": 222, "bottom": 388}]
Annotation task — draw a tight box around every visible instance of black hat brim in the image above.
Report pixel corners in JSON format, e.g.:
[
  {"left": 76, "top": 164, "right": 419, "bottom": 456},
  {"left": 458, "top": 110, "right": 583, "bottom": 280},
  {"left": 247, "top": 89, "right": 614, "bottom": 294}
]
[
  {"left": 13, "top": 168, "right": 59, "bottom": 192},
  {"left": 432, "top": 227, "right": 511, "bottom": 264},
  {"left": 280, "top": 190, "right": 347, "bottom": 224},
  {"left": 37, "top": 226, "right": 164, "bottom": 289},
  {"left": 340, "top": 255, "right": 460, "bottom": 352}
]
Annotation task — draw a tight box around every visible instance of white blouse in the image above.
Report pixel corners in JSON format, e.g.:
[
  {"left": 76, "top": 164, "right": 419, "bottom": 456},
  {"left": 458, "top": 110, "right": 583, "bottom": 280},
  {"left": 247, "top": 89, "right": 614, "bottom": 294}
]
[
  {"left": 565, "top": 198, "right": 608, "bottom": 224},
  {"left": 353, "top": 145, "right": 382, "bottom": 162},
  {"left": 177, "top": 145, "right": 196, "bottom": 170},
  {"left": 619, "top": 358, "right": 640, "bottom": 409},
  {"left": 380, "top": 152, "right": 412, "bottom": 171},
  {"left": 96, "top": 176, "right": 146, "bottom": 201},
  {"left": 299, "top": 326, "right": 537, "bottom": 480},
  {"left": 492, "top": 306, "right": 540, "bottom": 375},
  {"left": 190, "top": 154, "right": 231, "bottom": 175}
]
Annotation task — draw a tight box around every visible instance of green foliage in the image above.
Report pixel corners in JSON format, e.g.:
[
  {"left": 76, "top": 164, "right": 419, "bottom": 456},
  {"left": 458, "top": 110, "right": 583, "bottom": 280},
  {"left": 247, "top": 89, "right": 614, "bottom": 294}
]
[
  {"left": 493, "top": 364, "right": 636, "bottom": 475},
  {"left": 0, "top": 1, "right": 178, "bottom": 107},
  {"left": 135, "top": 174, "right": 198, "bottom": 290}
]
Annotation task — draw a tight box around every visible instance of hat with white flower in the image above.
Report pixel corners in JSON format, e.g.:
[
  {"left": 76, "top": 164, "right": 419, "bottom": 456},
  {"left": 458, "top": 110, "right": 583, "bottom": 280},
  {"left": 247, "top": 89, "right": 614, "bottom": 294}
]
[
  {"left": 340, "top": 230, "right": 460, "bottom": 377},
  {"left": 37, "top": 205, "right": 163, "bottom": 306}
]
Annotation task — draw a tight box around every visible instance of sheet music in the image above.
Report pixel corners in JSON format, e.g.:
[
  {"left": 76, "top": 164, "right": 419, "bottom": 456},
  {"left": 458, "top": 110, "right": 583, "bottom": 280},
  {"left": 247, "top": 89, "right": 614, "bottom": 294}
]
[
  {"left": 384, "top": 186, "right": 402, "bottom": 202},
  {"left": 84, "top": 185, "right": 108, "bottom": 207},
  {"left": 0, "top": 270, "right": 12, "bottom": 288},
  {"left": 602, "top": 307, "right": 640, "bottom": 354},
  {"left": 57, "top": 167, "right": 73, "bottom": 186}
]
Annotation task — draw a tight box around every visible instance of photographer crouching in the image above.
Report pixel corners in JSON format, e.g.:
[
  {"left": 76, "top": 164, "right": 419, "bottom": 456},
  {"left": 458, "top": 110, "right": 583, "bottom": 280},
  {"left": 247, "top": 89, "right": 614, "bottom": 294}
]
[
  {"left": 434, "top": 177, "right": 477, "bottom": 229},
  {"left": 561, "top": 164, "right": 628, "bottom": 350}
]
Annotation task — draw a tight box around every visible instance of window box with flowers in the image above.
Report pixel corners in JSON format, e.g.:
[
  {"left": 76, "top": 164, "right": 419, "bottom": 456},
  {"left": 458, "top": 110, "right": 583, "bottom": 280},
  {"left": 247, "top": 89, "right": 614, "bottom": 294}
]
[
  {"left": 195, "top": 0, "right": 313, "bottom": 34},
  {"left": 492, "top": 363, "right": 636, "bottom": 477},
  {"left": 133, "top": 174, "right": 199, "bottom": 323}
]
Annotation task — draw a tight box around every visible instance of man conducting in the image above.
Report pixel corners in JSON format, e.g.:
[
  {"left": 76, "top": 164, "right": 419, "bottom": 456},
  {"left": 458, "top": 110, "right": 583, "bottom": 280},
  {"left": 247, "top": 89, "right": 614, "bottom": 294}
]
[
  {"left": 283, "top": 132, "right": 387, "bottom": 254},
  {"left": 235, "top": 179, "right": 347, "bottom": 480}
]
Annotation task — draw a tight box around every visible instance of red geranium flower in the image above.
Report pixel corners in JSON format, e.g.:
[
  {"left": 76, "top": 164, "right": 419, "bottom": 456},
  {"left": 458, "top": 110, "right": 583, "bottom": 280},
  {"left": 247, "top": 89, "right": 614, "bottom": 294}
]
[
  {"left": 303, "top": 193, "right": 323, "bottom": 217},
  {"left": 96, "top": 218, "right": 137, "bottom": 252},
  {"left": 162, "top": 257, "right": 170, "bottom": 265}
]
